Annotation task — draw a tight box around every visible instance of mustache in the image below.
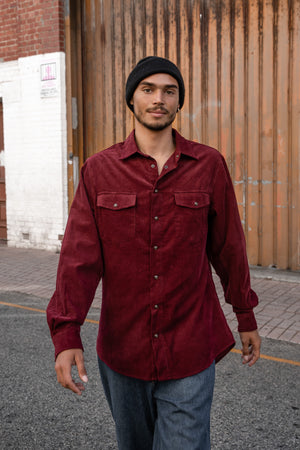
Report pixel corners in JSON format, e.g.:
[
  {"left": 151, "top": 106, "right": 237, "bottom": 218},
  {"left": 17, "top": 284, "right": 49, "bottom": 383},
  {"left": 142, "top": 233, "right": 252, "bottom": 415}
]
[{"left": 146, "top": 106, "right": 168, "bottom": 113}]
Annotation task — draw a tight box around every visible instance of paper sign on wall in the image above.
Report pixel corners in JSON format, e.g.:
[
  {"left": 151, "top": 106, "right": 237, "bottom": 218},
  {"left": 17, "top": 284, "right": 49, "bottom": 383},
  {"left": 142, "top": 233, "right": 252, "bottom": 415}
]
[{"left": 40, "top": 62, "right": 58, "bottom": 98}]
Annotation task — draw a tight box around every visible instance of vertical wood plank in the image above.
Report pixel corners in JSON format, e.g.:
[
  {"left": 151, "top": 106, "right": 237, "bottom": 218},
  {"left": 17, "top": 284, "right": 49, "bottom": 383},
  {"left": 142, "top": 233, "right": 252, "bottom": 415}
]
[
  {"left": 206, "top": 1, "right": 219, "bottom": 150},
  {"left": 113, "top": 0, "right": 124, "bottom": 143},
  {"left": 156, "top": 0, "right": 166, "bottom": 57},
  {"left": 290, "top": 0, "right": 300, "bottom": 270},
  {"left": 260, "top": 0, "right": 274, "bottom": 266},
  {"left": 247, "top": 0, "right": 260, "bottom": 264},
  {"left": 75, "top": 0, "right": 84, "bottom": 168},
  {"left": 220, "top": 1, "right": 232, "bottom": 165},
  {"left": 102, "top": 0, "right": 114, "bottom": 150},
  {"left": 145, "top": 0, "right": 155, "bottom": 56},
  {"left": 173, "top": 0, "right": 182, "bottom": 132},
  {"left": 65, "top": 2, "right": 74, "bottom": 210},
  {"left": 232, "top": 0, "right": 246, "bottom": 226},
  {"left": 124, "top": 1, "right": 135, "bottom": 137},
  {"left": 199, "top": 0, "right": 209, "bottom": 144},
  {"left": 191, "top": 0, "right": 202, "bottom": 143},
  {"left": 178, "top": 0, "right": 190, "bottom": 139},
  {"left": 275, "top": 0, "right": 289, "bottom": 268}
]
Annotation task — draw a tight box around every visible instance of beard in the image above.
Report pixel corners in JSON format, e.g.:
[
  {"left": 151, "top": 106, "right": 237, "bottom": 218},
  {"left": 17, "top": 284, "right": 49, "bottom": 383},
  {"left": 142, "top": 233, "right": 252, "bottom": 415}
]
[{"left": 133, "top": 107, "right": 177, "bottom": 131}]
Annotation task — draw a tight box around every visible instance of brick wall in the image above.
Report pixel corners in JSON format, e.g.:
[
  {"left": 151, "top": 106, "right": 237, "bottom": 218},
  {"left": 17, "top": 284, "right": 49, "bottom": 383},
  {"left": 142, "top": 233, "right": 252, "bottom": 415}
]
[
  {"left": 0, "top": 0, "right": 65, "bottom": 62},
  {"left": 0, "top": 53, "right": 68, "bottom": 250},
  {"left": 0, "top": 1, "right": 67, "bottom": 250}
]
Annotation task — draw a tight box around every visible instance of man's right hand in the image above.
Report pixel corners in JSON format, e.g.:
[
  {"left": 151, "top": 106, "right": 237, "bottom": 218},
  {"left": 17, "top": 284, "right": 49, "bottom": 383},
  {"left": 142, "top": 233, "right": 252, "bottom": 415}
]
[{"left": 55, "top": 348, "right": 88, "bottom": 395}]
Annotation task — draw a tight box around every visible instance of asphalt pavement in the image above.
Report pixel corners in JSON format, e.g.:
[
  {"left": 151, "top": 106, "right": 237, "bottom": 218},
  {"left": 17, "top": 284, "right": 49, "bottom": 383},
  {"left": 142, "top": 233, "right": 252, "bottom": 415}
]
[{"left": 0, "top": 246, "right": 299, "bottom": 449}]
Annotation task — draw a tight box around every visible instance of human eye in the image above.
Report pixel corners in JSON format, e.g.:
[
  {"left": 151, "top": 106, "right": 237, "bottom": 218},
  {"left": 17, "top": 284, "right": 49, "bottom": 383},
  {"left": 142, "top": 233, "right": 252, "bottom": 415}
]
[
  {"left": 142, "top": 87, "right": 152, "bottom": 93},
  {"left": 166, "top": 89, "right": 175, "bottom": 95}
]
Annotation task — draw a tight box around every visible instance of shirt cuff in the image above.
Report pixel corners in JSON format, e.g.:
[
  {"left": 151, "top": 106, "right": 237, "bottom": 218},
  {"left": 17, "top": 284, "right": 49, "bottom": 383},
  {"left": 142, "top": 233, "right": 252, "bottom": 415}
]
[
  {"left": 235, "top": 310, "right": 258, "bottom": 332},
  {"left": 52, "top": 325, "right": 84, "bottom": 359}
]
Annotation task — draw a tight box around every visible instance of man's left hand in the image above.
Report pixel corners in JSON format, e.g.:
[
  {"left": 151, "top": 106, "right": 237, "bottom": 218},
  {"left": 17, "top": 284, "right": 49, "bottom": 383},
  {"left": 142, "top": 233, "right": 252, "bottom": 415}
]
[{"left": 239, "top": 329, "right": 261, "bottom": 366}]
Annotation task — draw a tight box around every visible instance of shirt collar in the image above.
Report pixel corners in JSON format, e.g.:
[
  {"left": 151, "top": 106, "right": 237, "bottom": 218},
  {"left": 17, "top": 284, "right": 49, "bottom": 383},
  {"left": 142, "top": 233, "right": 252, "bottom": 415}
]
[
  {"left": 118, "top": 129, "right": 201, "bottom": 160},
  {"left": 118, "top": 130, "right": 140, "bottom": 159}
]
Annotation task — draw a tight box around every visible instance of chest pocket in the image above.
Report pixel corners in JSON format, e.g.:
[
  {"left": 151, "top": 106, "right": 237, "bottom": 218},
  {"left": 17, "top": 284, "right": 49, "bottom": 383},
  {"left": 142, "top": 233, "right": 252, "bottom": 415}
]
[
  {"left": 174, "top": 192, "right": 210, "bottom": 245},
  {"left": 97, "top": 193, "right": 136, "bottom": 243}
]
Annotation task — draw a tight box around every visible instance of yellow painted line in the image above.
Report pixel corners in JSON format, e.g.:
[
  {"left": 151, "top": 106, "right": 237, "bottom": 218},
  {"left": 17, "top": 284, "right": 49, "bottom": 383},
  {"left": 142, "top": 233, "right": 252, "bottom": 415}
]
[
  {"left": 0, "top": 301, "right": 46, "bottom": 314},
  {"left": 0, "top": 301, "right": 99, "bottom": 324},
  {"left": 1, "top": 300, "right": 299, "bottom": 366},
  {"left": 230, "top": 348, "right": 300, "bottom": 367},
  {"left": 85, "top": 318, "right": 99, "bottom": 324}
]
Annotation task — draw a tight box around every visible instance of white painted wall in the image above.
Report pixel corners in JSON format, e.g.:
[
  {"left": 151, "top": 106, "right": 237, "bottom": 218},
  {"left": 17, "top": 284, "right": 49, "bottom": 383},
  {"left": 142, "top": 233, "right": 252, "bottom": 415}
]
[{"left": 0, "top": 52, "right": 68, "bottom": 251}]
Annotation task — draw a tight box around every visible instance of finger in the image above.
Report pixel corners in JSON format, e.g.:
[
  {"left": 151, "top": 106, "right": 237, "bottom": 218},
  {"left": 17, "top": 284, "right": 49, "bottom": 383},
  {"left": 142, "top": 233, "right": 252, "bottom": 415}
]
[
  {"left": 247, "top": 343, "right": 260, "bottom": 367},
  {"left": 247, "top": 335, "right": 261, "bottom": 366},
  {"left": 75, "top": 381, "right": 86, "bottom": 392},
  {"left": 66, "top": 379, "right": 84, "bottom": 395},
  {"left": 57, "top": 371, "right": 83, "bottom": 395},
  {"left": 241, "top": 350, "right": 253, "bottom": 364},
  {"left": 55, "top": 362, "right": 83, "bottom": 395},
  {"left": 75, "top": 352, "right": 88, "bottom": 383},
  {"left": 242, "top": 339, "right": 251, "bottom": 355},
  {"left": 242, "top": 343, "right": 261, "bottom": 366},
  {"left": 248, "top": 355, "right": 258, "bottom": 367},
  {"left": 241, "top": 340, "right": 251, "bottom": 360}
]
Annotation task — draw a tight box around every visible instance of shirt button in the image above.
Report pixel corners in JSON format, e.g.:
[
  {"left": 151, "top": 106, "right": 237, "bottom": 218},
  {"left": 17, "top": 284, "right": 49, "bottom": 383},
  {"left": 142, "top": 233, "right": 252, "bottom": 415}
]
[
  {"left": 153, "top": 245, "right": 158, "bottom": 250},
  {"left": 151, "top": 163, "right": 156, "bottom": 168},
  {"left": 154, "top": 304, "right": 159, "bottom": 309},
  {"left": 154, "top": 275, "right": 159, "bottom": 280},
  {"left": 154, "top": 216, "right": 159, "bottom": 221},
  {"left": 176, "top": 154, "right": 180, "bottom": 158},
  {"left": 154, "top": 333, "right": 159, "bottom": 338},
  {"left": 113, "top": 203, "right": 118, "bottom": 207},
  {"left": 154, "top": 189, "right": 158, "bottom": 193},
  {"left": 194, "top": 201, "right": 198, "bottom": 206},
  {"left": 164, "top": 165, "right": 168, "bottom": 169}
]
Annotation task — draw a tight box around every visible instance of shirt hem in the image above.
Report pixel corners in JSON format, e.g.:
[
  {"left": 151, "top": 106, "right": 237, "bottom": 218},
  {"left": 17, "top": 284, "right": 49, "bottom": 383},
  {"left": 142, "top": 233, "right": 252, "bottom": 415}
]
[{"left": 96, "top": 338, "right": 235, "bottom": 382}]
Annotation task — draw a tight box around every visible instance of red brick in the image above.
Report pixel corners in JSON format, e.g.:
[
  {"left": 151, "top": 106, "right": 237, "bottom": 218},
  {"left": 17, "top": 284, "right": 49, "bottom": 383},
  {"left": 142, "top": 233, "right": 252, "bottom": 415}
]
[{"left": 0, "top": 0, "right": 65, "bottom": 62}]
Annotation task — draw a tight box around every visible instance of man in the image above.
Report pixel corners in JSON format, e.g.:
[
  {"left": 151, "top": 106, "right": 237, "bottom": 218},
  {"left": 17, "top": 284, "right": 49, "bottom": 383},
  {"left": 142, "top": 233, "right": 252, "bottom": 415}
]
[{"left": 47, "top": 56, "right": 261, "bottom": 450}]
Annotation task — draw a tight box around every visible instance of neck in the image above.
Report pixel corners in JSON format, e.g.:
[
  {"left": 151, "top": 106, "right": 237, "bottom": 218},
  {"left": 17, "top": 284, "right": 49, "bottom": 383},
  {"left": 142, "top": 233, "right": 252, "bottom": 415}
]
[{"left": 134, "top": 123, "right": 175, "bottom": 158}]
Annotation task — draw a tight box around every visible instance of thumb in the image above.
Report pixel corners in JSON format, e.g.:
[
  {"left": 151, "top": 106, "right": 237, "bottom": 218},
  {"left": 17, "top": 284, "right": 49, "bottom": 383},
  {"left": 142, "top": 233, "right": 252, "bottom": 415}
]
[{"left": 75, "top": 351, "right": 88, "bottom": 383}]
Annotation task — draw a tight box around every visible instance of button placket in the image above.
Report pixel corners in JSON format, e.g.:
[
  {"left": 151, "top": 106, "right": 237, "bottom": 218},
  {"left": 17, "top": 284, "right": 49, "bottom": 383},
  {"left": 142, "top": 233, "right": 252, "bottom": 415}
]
[{"left": 149, "top": 184, "right": 165, "bottom": 357}]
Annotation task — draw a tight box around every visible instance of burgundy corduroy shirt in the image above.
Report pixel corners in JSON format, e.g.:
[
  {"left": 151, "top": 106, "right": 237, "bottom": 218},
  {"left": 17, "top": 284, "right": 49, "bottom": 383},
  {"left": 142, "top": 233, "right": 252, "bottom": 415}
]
[{"left": 47, "top": 130, "right": 258, "bottom": 381}]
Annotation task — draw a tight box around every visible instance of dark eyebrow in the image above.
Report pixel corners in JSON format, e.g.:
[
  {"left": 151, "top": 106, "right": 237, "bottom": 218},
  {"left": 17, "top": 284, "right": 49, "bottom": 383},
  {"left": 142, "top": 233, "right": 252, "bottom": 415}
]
[{"left": 139, "top": 81, "right": 178, "bottom": 89}]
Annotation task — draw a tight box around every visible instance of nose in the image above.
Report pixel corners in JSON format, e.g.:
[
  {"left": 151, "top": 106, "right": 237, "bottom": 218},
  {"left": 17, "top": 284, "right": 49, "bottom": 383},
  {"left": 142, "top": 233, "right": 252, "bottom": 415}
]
[{"left": 153, "top": 89, "right": 164, "bottom": 104}]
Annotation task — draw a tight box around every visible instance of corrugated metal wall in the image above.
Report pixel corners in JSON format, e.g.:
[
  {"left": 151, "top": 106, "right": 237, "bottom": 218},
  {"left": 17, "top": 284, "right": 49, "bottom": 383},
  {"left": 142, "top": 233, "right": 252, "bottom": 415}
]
[{"left": 71, "top": 0, "right": 300, "bottom": 271}]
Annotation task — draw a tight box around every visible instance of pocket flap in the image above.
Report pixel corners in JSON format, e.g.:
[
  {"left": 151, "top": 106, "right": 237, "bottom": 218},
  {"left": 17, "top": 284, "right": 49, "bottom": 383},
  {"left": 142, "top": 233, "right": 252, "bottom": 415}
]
[
  {"left": 97, "top": 193, "right": 137, "bottom": 210},
  {"left": 174, "top": 192, "right": 210, "bottom": 209}
]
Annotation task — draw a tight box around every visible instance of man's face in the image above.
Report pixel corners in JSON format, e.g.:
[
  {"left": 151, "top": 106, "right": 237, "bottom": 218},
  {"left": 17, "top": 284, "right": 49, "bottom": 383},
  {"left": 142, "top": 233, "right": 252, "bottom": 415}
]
[{"left": 130, "top": 73, "right": 180, "bottom": 131}]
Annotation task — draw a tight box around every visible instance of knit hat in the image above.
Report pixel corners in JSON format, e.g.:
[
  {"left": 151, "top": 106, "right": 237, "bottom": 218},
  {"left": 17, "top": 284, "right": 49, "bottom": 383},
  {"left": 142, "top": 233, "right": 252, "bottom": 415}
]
[{"left": 125, "top": 56, "right": 185, "bottom": 111}]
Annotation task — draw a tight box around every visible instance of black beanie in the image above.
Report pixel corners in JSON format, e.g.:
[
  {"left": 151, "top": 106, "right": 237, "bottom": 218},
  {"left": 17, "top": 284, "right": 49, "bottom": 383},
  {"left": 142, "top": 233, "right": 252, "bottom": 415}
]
[{"left": 125, "top": 56, "right": 185, "bottom": 111}]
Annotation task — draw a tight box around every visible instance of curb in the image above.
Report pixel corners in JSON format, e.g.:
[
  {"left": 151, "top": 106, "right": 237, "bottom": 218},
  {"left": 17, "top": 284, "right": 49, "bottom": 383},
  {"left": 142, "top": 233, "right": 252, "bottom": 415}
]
[{"left": 250, "top": 266, "right": 300, "bottom": 284}]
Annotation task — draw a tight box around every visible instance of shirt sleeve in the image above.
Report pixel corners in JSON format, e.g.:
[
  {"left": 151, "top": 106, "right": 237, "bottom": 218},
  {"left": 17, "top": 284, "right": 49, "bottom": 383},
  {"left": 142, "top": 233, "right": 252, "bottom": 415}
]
[
  {"left": 46, "top": 163, "right": 103, "bottom": 358},
  {"left": 207, "top": 155, "right": 258, "bottom": 332}
]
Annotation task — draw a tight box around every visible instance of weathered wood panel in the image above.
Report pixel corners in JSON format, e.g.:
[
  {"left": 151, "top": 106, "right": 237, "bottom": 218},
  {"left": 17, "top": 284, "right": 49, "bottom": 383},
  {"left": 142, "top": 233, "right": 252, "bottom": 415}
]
[{"left": 69, "top": 0, "right": 300, "bottom": 270}]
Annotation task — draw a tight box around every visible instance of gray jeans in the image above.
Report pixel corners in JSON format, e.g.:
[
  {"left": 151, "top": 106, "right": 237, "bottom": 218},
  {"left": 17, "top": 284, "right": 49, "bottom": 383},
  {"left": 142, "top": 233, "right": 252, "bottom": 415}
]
[{"left": 98, "top": 357, "right": 215, "bottom": 450}]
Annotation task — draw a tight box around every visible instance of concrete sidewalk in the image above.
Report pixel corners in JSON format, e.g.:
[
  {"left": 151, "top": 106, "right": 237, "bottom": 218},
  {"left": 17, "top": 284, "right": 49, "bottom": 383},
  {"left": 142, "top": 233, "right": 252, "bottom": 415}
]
[{"left": 0, "top": 245, "right": 299, "bottom": 344}]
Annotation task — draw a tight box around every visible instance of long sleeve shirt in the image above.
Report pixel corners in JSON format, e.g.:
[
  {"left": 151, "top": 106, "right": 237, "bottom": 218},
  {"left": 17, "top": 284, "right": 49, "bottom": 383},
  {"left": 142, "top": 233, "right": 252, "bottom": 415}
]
[{"left": 47, "top": 129, "right": 258, "bottom": 381}]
